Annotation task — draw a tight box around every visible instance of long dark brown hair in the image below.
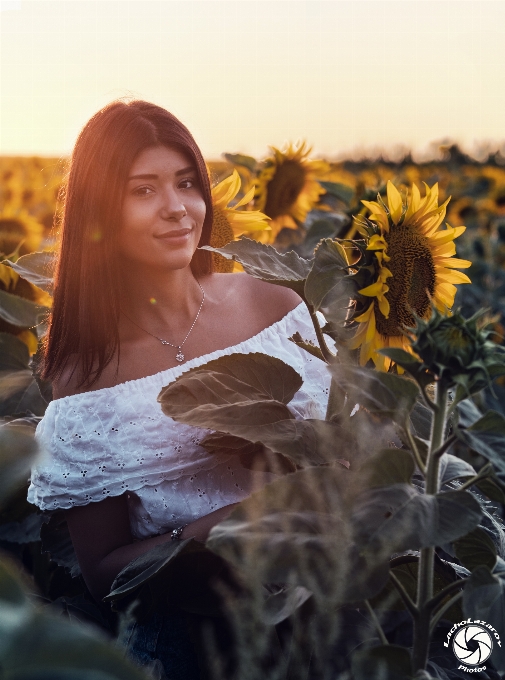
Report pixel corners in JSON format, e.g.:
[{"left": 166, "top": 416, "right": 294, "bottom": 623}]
[{"left": 41, "top": 99, "right": 214, "bottom": 387}]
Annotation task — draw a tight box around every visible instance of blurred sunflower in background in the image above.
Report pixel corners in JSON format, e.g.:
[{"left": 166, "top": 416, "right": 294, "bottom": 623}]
[
  {"left": 254, "top": 141, "right": 329, "bottom": 242},
  {"left": 349, "top": 181, "right": 472, "bottom": 370},
  {"left": 210, "top": 169, "right": 271, "bottom": 272},
  {"left": 0, "top": 207, "right": 44, "bottom": 257}
]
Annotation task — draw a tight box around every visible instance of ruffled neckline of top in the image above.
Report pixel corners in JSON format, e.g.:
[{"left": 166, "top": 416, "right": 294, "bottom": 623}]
[{"left": 53, "top": 301, "right": 308, "bottom": 405}]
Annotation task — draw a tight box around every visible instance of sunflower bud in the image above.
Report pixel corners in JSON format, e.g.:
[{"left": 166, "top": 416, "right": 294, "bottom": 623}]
[{"left": 411, "top": 307, "right": 505, "bottom": 393}]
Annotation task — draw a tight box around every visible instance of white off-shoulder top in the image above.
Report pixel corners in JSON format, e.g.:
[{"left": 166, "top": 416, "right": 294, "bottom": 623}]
[{"left": 28, "top": 302, "right": 333, "bottom": 539}]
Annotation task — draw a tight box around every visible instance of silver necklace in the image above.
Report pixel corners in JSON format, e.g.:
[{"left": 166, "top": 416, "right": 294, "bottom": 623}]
[{"left": 123, "top": 280, "right": 205, "bottom": 363}]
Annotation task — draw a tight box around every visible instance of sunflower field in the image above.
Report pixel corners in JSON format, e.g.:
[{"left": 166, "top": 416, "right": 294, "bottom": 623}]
[{"left": 2, "top": 144, "right": 505, "bottom": 679}]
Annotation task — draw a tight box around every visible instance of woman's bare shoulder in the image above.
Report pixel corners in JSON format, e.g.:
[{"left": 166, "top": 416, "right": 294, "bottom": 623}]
[
  {"left": 206, "top": 272, "right": 302, "bottom": 324},
  {"left": 51, "top": 354, "right": 117, "bottom": 400}
]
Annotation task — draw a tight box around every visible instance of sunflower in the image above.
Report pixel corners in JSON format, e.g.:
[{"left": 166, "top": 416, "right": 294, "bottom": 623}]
[
  {"left": 210, "top": 169, "right": 271, "bottom": 272},
  {"left": 0, "top": 206, "right": 44, "bottom": 257},
  {"left": 349, "top": 181, "right": 472, "bottom": 371},
  {"left": 254, "top": 141, "right": 329, "bottom": 242}
]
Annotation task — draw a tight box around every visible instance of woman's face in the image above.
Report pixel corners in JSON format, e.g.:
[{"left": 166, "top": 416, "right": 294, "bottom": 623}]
[{"left": 119, "top": 145, "right": 206, "bottom": 271}]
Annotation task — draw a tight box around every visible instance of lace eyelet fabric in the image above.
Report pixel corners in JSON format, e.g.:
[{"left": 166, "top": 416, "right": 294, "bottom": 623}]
[{"left": 27, "top": 303, "right": 335, "bottom": 539}]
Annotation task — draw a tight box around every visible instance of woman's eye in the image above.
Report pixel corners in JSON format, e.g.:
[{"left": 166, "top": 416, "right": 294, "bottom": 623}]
[
  {"left": 179, "top": 178, "right": 197, "bottom": 190},
  {"left": 132, "top": 186, "right": 153, "bottom": 196}
]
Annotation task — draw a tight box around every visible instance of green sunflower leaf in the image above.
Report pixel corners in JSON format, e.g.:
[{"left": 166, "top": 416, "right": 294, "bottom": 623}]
[
  {"left": 0, "top": 289, "right": 47, "bottom": 328},
  {"left": 454, "top": 527, "right": 497, "bottom": 572},
  {"left": 358, "top": 448, "right": 415, "bottom": 489},
  {"left": 455, "top": 410, "right": 505, "bottom": 475},
  {"left": 8, "top": 251, "right": 54, "bottom": 294},
  {"left": 318, "top": 181, "right": 355, "bottom": 206},
  {"left": 200, "top": 238, "right": 311, "bottom": 297},
  {"left": 288, "top": 332, "right": 325, "bottom": 361},
  {"left": 378, "top": 348, "right": 434, "bottom": 389},
  {"left": 0, "top": 425, "right": 39, "bottom": 505},
  {"left": 158, "top": 353, "right": 352, "bottom": 467},
  {"left": 222, "top": 152, "right": 257, "bottom": 173},
  {"left": 304, "top": 239, "right": 356, "bottom": 325},
  {"left": 0, "top": 332, "right": 29, "bottom": 371},
  {"left": 328, "top": 364, "right": 419, "bottom": 424},
  {"left": 353, "top": 486, "right": 482, "bottom": 560}
]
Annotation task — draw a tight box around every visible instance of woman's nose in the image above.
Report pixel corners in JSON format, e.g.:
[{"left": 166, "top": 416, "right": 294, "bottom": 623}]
[{"left": 159, "top": 187, "right": 186, "bottom": 221}]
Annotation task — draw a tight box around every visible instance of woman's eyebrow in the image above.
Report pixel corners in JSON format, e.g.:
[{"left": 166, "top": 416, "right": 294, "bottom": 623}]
[{"left": 127, "top": 166, "right": 196, "bottom": 181}]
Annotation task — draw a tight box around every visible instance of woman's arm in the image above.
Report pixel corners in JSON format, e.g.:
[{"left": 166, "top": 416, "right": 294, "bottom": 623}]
[{"left": 66, "top": 494, "right": 238, "bottom": 602}]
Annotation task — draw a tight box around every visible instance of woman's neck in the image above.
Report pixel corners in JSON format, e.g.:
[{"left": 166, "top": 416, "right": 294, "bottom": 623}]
[{"left": 118, "top": 263, "right": 205, "bottom": 335}]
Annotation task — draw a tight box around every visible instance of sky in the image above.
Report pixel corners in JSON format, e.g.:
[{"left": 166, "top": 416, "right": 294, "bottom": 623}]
[{"left": 2, "top": 0, "right": 505, "bottom": 161}]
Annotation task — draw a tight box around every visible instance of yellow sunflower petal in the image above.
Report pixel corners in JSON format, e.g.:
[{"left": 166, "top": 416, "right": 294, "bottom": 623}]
[
  {"left": 435, "top": 258, "right": 472, "bottom": 269},
  {"left": 435, "top": 269, "right": 472, "bottom": 284},
  {"left": 233, "top": 185, "right": 255, "bottom": 209},
  {"left": 404, "top": 183, "right": 421, "bottom": 221},
  {"left": 359, "top": 282, "right": 388, "bottom": 297},
  {"left": 386, "top": 181, "right": 403, "bottom": 225},
  {"left": 211, "top": 170, "right": 241, "bottom": 208}
]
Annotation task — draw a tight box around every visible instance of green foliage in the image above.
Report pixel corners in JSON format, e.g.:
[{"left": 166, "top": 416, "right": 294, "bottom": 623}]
[
  {"left": 157, "top": 237, "right": 505, "bottom": 676},
  {"left": 9, "top": 251, "right": 54, "bottom": 294},
  {"left": 201, "top": 238, "right": 311, "bottom": 297}
]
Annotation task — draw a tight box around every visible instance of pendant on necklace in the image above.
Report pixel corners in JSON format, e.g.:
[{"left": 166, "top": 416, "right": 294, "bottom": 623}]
[{"left": 175, "top": 350, "right": 185, "bottom": 362}]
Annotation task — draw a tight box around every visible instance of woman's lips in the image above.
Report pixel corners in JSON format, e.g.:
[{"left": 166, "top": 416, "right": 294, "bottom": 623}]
[{"left": 155, "top": 227, "right": 192, "bottom": 239}]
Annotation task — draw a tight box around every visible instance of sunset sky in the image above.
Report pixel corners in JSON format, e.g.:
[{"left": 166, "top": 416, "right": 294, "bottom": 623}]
[{"left": 2, "top": 0, "right": 505, "bottom": 160}]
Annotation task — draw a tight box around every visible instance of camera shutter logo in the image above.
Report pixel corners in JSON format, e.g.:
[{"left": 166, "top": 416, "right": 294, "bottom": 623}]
[{"left": 453, "top": 624, "right": 494, "bottom": 666}]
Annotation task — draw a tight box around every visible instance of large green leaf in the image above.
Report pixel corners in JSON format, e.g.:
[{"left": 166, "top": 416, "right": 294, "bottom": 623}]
[
  {"left": 409, "top": 400, "right": 433, "bottom": 440},
  {"left": 0, "top": 426, "right": 39, "bottom": 506},
  {"left": 456, "top": 399, "right": 482, "bottom": 428},
  {"left": 158, "top": 354, "right": 323, "bottom": 463},
  {"left": 328, "top": 364, "right": 419, "bottom": 424},
  {"left": 378, "top": 348, "right": 434, "bottom": 389},
  {"left": 0, "top": 333, "right": 29, "bottom": 371},
  {"left": 162, "top": 361, "right": 352, "bottom": 466},
  {"left": 0, "top": 375, "right": 48, "bottom": 418},
  {"left": 454, "top": 527, "right": 497, "bottom": 572},
  {"left": 200, "top": 238, "right": 311, "bottom": 297},
  {"left": 0, "top": 337, "right": 48, "bottom": 417},
  {"left": 439, "top": 454, "right": 476, "bottom": 485},
  {"left": 9, "top": 251, "right": 55, "bottom": 294},
  {"left": 0, "top": 289, "right": 48, "bottom": 328},
  {"left": 159, "top": 352, "right": 302, "bottom": 409},
  {"left": 318, "top": 181, "right": 354, "bottom": 205},
  {"left": 463, "top": 566, "right": 505, "bottom": 671},
  {"left": 353, "top": 486, "right": 482, "bottom": 560},
  {"left": 359, "top": 448, "right": 415, "bottom": 489},
  {"left": 455, "top": 410, "right": 505, "bottom": 475},
  {"left": 304, "top": 239, "right": 355, "bottom": 325}
]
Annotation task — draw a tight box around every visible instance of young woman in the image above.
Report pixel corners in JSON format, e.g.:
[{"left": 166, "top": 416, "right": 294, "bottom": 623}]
[{"left": 27, "top": 100, "right": 334, "bottom": 678}]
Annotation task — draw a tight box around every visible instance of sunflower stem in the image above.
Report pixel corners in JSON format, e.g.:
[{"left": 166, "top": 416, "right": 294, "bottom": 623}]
[
  {"left": 412, "top": 380, "right": 449, "bottom": 674},
  {"left": 432, "top": 433, "right": 457, "bottom": 459},
  {"left": 429, "top": 591, "right": 464, "bottom": 636},
  {"left": 404, "top": 421, "right": 427, "bottom": 475},
  {"left": 306, "top": 304, "right": 337, "bottom": 364},
  {"left": 389, "top": 571, "right": 419, "bottom": 619},
  {"left": 456, "top": 463, "right": 494, "bottom": 491},
  {"left": 364, "top": 599, "right": 389, "bottom": 646}
]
